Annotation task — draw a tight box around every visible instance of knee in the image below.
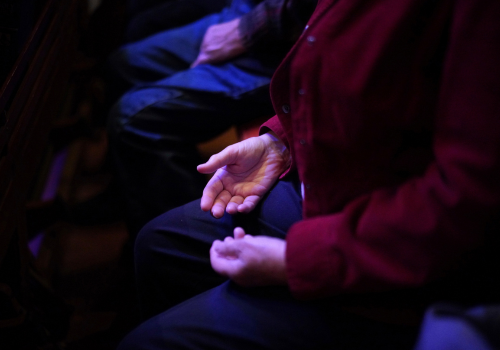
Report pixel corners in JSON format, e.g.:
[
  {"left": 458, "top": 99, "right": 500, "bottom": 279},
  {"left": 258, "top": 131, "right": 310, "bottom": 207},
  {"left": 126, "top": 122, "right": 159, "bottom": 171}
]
[
  {"left": 106, "top": 93, "right": 141, "bottom": 145},
  {"left": 134, "top": 217, "right": 160, "bottom": 274},
  {"left": 134, "top": 209, "right": 179, "bottom": 276}
]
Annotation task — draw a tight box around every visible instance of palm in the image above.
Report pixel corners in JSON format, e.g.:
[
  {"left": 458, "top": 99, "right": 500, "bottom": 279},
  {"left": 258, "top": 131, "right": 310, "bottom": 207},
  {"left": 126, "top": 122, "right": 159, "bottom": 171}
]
[{"left": 198, "top": 133, "right": 289, "bottom": 218}]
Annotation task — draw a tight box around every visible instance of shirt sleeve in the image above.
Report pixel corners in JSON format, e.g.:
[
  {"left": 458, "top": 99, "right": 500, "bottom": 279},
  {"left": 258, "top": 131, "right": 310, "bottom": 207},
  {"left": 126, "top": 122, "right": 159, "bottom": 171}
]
[
  {"left": 285, "top": 0, "right": 500, "bottom": 300},
  {"left": 238, "top": 0, "right": 317, "bottom": 49}
]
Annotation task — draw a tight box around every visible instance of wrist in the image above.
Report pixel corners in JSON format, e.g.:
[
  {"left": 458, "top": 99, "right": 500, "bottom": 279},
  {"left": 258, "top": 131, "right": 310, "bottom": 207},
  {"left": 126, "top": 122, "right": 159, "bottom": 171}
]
[{"left": 261, "top": 132, "right": 291, "bottom": 168}]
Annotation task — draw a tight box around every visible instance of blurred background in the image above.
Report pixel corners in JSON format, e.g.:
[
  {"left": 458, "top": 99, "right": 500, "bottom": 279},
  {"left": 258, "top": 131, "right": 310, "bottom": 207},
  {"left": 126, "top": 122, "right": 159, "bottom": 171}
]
[{"left": 0, "top": 1, "right": 238, "bottom": 348}]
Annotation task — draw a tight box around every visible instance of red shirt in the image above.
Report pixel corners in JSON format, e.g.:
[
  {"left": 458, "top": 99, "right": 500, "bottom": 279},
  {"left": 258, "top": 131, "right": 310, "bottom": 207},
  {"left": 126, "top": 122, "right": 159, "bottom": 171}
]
[{"left": 262, "top": 0, "right": 500, "bottom": 299}]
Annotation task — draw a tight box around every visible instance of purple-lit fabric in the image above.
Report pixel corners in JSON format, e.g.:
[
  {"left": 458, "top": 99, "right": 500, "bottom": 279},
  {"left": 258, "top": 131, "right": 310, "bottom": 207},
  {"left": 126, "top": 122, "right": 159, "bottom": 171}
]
[
  {"left": 414, "top": 304, "right": 500, "bottom": 350},
  {"left": 261, "top": 0, "right": 500, "bottom": 299}
]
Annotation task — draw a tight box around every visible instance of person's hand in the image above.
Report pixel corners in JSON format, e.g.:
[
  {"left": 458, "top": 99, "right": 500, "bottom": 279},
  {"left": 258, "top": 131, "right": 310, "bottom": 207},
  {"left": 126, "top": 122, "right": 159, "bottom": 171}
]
[
  {"left": 191, "top": 17, "right": 246, "bottom": 68},
  {"left": 197, "top": 132, "right": 290, "bottom": 218},
  {"left": 210, "top": 227, "right": 287, "bottom": 286}
]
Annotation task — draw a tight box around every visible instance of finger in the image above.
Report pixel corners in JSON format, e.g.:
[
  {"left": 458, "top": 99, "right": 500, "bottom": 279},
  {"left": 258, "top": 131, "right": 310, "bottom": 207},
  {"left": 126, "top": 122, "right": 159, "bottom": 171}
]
[
  {"left": 200, "top": 174, "right": 224, "bottom": 212},
  {"left": 190, "top": 38, "right": 208, "bottom": 68},
  {"left": 190, "top": 53, "right": 208, "bottom": 68},
  {"left": 234, "top": 227, "right": 245, "bottom": 239},
  {"left": 210, "top": 254, "right": 236, "bottom": 276},
  {"left": 211, "top": 189, "right": 233, "bottom": 218},
  {"left": 190, "top": 58, "right": 200, "bottom": 68},
  {"left": 210, "top": 240, "right": 238, "bottom": 262},
  {"left": 237, "top": 195, "right": 261, "bottom": 213},
  {"left": 197, "top": 145, "right": 238, "bottom": 174},
  {"left": 210, "top": 243, "right": 231, "bottom": 276},
  {"left": 211, "top": 239, "right": 241, "bottom": 258},
  {"left": 210, "top": 247, "right": 241, "bottom": 277},
  {"left": 226, "top": 195, "right": 244, "bottom": 215}
]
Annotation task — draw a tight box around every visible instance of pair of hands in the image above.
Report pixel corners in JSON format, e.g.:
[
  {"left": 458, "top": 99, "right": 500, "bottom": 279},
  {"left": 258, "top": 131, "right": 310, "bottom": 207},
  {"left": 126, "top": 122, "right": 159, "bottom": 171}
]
[
  {"left": 192, "top": 18, "right": 290, "bottom": 287},
  {"left": 197, "top": 133, "right": 291, "bottom": 286}
]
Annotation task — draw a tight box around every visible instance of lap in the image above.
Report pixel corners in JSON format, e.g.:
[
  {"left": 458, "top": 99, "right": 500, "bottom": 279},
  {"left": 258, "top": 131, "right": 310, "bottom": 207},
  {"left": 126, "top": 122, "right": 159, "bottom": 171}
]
[
  {"left": 137, "top": 172, "right": 303, "bottom": 251},
  {"left": 108, "top": 13, "right": 222, "bottom": 85},
  {"left": 108, "top": 63, "right": 274, "bottom": 145},
  {"left": 128, "top": 175, "right": 418, "bottom": 349},
  {"left": 110, "top": 0, "right": 264, "bottom": 85},
  {"left": 133, "top": 175, "right": 303, "bottom": 317},
  {"left": 108, "top": 84, "right": 273, "bottom": 148}
]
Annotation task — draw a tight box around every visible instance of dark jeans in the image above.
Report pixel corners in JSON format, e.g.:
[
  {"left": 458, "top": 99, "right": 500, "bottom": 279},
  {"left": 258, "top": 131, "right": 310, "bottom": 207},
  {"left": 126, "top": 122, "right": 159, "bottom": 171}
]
[
  {"left": 107, "top": 0, "right": 283, "bottom": 235},
  {"left": 117, "top": 176, "right": 418, "bottom": 349}
]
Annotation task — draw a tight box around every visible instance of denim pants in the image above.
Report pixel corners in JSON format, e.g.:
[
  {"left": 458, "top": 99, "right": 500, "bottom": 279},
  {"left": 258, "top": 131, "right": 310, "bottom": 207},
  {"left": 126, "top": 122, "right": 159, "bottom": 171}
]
[{"left": 107, "top": 0, "right": 283, "bottom": 235}]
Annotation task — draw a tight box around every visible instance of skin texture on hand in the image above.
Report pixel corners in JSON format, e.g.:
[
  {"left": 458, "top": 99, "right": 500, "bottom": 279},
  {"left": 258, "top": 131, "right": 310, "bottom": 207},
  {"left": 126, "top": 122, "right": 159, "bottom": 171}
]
[
  {"left": 210, "top": 227, "right": 288, "bottom": 286},
  {"left": 191, "top": 17, "right": 247, "bottom": 67},
  {"left": 197, "top": 132, "right": 290, "bottom": 218}
]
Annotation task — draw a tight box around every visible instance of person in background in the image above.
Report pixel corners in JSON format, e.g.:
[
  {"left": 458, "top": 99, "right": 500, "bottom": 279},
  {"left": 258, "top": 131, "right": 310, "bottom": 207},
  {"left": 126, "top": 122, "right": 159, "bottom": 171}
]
[{"left": 107, "top": 0, "right": 316, "bottom": 236}]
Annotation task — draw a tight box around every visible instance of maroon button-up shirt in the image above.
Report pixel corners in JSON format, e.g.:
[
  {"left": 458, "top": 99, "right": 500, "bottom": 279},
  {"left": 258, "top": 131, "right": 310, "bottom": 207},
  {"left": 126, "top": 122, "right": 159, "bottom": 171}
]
[{"left": 262, "top": 0, "right": 500, "bottom": 299}]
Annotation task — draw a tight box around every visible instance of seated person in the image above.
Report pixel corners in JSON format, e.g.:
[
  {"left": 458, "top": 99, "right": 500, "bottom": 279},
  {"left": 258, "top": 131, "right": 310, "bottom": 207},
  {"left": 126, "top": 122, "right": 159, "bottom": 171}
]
[
  {"left": 107, "top": 0, "right": 314, "bottom": 235},
  {"left": 118, "top": 0, "right": 500, "bottom": 348}
]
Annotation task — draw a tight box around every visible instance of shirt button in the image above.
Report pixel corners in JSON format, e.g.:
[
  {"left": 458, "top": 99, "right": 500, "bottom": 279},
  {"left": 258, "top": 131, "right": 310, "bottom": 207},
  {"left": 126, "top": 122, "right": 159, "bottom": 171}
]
[
  {"left": 298, "top": 88, "right": 306, "bottom": 95},
  {"left": 299, "top": 139, "right": 306, "bottom": 145},
  {"left": 282, "top": 104, "right": 290, "bottom": 113},
  {"left": 303, "top": 25, "right": 309, "bottom": 33},
  {"left": 307, "top": 36, "right": 316, "bottom": 45}
]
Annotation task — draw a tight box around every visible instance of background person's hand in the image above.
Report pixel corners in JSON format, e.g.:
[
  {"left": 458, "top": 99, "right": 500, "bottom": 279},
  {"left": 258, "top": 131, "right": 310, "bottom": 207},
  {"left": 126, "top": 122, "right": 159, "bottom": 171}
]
[
  {"left": 210, "top": 227, "right": 287, "bottom": 286},
  {"left": 197, "top": 132, "right": 290, "bottom": 218},
  {"left": 191, "top": 18, "right": 246, "bottom": 67}
]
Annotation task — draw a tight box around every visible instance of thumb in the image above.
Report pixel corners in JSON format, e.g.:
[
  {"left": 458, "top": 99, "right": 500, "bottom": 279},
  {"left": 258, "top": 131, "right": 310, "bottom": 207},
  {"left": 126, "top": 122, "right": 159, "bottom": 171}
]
[
  {"left": 197, "top": 145, "right": 238, "bottom": 174},
  {"left": 234, "top": 227, "right": 246, "bottom": 239},
  {"left": 190, "top": 57, "right": 201, "bottom": 68},
  {"left": 190, "top": 52, "right": 209, "bottom": 68}
]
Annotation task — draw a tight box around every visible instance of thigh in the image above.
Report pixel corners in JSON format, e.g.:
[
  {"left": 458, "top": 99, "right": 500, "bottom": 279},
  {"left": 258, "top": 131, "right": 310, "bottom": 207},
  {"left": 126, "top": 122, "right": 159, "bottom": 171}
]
[
  {"left": 108, "top": 13, "right": 223, "bottom": 86},
  {"left": 119, "top": 281, "right": 418, "bottom": 350},
  {"left": 138, "top": 172, "right": 303, "bottom": 248},
  {"left": 159, "top": 61, "right": 274, "bottom": 99},
  {"left": 110, "top": 0, "right": 261, "bottom": 86},
  {"left": 110, "top": 0, "right": 273, "bottom": 87},
  {"left": 134, "top": 176, "right": 303, "bottom": 317},
  {"left": 109, "top": 65, "right": 275, "bottom": 146}
]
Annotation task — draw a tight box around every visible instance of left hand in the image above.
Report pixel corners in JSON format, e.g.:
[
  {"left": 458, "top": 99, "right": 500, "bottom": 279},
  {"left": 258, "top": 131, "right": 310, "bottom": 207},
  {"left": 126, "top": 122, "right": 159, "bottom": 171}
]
[
  {"left": 191, "top": 17, "right": 246, "bottom": 68},
  {"left": 198, "top": 132, "right": 290, "bottom": 218},
  {"left": 210, "top": 227, "right": 288, "bottom": 287}
]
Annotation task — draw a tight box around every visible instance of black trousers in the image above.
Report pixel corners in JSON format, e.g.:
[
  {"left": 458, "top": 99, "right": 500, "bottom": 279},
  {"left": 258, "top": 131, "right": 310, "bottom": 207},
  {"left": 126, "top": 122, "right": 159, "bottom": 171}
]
[{"left": 118, "top": 176, "right": 418, "bottom": 349}]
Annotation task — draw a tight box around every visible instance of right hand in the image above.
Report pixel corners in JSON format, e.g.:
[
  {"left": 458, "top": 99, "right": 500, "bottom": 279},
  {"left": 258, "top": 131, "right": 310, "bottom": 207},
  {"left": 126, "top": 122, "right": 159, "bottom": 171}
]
[
  {"left": 197, "top": 132, "right": 290, "bottom": 218},
  {"left": 191, "top": 18, "right": 246, "bottom": 68},
  {"left": 210, "top": 227, "right": 288, "bottom": 286}
]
